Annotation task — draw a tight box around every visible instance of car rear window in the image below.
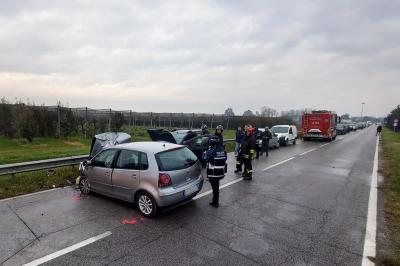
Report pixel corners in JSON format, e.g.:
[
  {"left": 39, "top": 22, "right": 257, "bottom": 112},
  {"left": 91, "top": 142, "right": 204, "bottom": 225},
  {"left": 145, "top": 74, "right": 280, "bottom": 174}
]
[
  {"left": 272, "top": 126, "right": 289, "bottom": 133},
  {"left": 171, "top": 131, "right": 186, "bottom": 144},
  {"left": 155, "top": 147, "right": 198, "bottom": 171}
]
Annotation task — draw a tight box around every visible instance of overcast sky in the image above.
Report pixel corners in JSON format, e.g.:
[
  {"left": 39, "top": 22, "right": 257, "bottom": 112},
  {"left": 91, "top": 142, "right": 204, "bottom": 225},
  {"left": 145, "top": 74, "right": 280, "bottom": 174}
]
[{"left": 0, "top": 0, "right": 399, "bottom": 117}]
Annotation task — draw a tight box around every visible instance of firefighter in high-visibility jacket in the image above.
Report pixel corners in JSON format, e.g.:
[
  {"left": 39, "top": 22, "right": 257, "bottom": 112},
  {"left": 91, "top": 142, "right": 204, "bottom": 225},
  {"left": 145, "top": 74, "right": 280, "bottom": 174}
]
[
  {"left": 202, "top": 128, "right": 227, "bottom": 208},
  {"left": 240, "top": 126, "right": 256, "bottom": 180}
]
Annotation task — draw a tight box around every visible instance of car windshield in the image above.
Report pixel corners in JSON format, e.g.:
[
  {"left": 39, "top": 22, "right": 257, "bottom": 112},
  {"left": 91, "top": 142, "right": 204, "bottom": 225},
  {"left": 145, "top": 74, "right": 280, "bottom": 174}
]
[
  {"left": 156, "top": 147, "right": 198, "bottom": 171},
  {"left": 170, "top": 131, "right": 186, "bottom": 144},
  {"left": 272, "top": 127, "right": 289, "bottom": 133}
]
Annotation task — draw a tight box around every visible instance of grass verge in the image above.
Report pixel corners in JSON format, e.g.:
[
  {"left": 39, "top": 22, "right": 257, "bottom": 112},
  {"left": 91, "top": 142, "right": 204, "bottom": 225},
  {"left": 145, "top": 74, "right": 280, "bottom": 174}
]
[
  {"left": 0, "top": 166, "right": 79, "bottom": 200},
  {"left": 378, "top": 129, "right": 400, "bottom": 265},
  {"left": 0, "top": 136, "right": 91, "bottom": 164}
]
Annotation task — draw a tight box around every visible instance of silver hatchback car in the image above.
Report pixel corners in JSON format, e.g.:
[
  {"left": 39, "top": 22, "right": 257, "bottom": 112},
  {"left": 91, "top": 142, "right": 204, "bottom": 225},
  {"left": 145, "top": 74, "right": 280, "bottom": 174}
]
[{"left": 78, "top": 142, "right": 204, "bottom": 217}]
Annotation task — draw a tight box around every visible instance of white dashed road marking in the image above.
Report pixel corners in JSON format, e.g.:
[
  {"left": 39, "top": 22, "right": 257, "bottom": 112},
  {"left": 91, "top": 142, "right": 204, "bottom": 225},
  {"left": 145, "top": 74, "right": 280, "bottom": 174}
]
[{"left": 23, "top": 231, "right": 112, "bottom": 266}]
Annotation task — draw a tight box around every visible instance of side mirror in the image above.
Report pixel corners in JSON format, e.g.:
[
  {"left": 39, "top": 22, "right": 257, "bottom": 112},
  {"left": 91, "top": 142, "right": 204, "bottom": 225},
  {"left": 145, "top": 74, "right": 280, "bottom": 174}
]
[{"left": 83, "top": 160, "right": 91, "bottom": 167}]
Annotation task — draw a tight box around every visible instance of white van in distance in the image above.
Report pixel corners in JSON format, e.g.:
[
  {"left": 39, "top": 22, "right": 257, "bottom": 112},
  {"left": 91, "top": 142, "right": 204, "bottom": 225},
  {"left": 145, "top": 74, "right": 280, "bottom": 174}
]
[{"left": 270, "top": 125, "right": 298, "bottom": 146}]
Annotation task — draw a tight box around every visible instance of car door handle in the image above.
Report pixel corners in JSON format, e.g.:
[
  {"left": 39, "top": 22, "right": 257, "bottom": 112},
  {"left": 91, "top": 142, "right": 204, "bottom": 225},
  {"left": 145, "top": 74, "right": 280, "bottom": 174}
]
[{"left": 131, "top": 174, "right": 137, "bottom": 178}]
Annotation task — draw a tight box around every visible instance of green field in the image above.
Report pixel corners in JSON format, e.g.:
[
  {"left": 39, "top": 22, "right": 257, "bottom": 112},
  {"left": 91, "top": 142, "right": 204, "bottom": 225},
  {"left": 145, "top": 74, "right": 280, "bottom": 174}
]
[
  {"left": 0, "top": 127, "right": 237, "bottom": 199},
  {"left": 0, "top": 126, "right": 237, "bottom": 165},
  {"left": 0, "top": 136, "right": 91, "bottom": 165},
  {"left": 380, "top": 129, "right": 400, "bottom": 264}
]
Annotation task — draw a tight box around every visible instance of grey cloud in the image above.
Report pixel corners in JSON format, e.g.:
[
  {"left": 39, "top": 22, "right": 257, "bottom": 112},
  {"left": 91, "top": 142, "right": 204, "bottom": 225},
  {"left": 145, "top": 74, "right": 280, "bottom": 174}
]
[{"left": 0, "top": 0, "right": 399, "bottom": 117}]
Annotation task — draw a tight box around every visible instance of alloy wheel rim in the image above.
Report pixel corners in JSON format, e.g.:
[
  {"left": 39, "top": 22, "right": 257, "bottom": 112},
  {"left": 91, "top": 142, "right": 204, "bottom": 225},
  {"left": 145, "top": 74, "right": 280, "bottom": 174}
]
[
  {"left": 138, "top": 195, "right": 153, "bottom": 215},
  {"left": 80, "top": 179, "right": 90, "bottom": 194}
]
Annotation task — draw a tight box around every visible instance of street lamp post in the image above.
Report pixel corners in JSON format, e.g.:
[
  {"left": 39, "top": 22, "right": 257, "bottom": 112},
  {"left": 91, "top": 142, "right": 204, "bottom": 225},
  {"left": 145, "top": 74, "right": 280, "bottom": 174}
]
[{"left": 361, "top": 102, "right": 365, "bottom": 122}]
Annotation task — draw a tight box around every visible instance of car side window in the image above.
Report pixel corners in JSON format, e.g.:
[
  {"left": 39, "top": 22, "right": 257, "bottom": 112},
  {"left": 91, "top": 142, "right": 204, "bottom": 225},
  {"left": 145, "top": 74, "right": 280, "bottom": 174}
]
[
  {"left": 116, "top": 150, "right": 140, "bottom": 170},
  {"left": 140, "top": 152, "right": 149, "bottom": 170},
  {"left": 289, "top": 128, "right": 293, "bottom": 134},
  {"left": 92, "top": 149, "right": 118, "bottom": 168}
]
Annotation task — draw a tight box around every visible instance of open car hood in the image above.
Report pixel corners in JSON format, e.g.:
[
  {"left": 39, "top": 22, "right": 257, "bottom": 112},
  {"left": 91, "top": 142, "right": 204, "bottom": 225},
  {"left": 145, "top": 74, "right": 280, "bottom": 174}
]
[
  {"left": 90, "top": 132, "right": 131, "bottom": 157},
  {"left": 147, "top": 129, "right": 177, "bottom": 144}
]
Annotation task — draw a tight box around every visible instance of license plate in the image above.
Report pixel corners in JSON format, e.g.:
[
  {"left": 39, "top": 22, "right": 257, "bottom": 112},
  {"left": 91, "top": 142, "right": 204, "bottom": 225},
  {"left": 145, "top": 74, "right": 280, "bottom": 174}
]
[{"left": 184, "top": 184, "right": 198, "bottom": 197}]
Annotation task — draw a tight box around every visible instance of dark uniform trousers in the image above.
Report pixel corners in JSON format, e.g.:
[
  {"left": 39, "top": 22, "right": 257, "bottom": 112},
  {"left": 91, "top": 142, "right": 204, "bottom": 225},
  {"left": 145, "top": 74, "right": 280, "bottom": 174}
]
[{"left": 207, "top": 155, "right": 226, "bottom": 204}]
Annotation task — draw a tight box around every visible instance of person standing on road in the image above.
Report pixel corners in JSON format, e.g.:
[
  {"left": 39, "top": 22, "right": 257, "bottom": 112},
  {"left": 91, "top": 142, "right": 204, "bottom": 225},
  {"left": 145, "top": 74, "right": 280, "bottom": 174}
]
[
  {"left": 376, "top": 125, "right": 382, "bottom": 136},
  {"left": 260, "top": 126, "right": 272, "bottom": 157},
  {"left": 254, "top": 127, "right": 262, "bottom": 159},
  {"left": 241, "top": 126, "right": 256, "bottom": 180},
  {"left": 235, "top": 126, "right": 244, "bottom": 156},
  {"left": 203, "top": 133, "right": 227, "bottom": 208},
  {"left": 201, "top": 124, "right": 210, "bottom": 135},
  {"left": 235, "top": 124, "right": 249, "bottom": 173}
]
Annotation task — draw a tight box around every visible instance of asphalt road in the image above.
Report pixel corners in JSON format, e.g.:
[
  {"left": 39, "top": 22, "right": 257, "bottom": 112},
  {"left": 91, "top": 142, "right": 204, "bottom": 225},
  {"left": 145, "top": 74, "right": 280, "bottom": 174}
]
[{"left": 0, "top": 127, "right": 378, "bottom": 265}]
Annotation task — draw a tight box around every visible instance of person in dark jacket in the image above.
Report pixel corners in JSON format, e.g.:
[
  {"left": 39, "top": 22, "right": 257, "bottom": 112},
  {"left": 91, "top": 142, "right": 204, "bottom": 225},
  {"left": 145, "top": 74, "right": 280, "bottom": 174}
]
[
  {"left": 241, "top": 126, "right": 256, "bottom": 180},
  {"left": 235, "top": 126, "right": 244, "bottom": 156},
  {"left": 201, "top": 124, "right": 210, "bottom": 135},
  {"left": 254, "top": 127, "right": 262, "bottom": 159},
  {"left": 260, "top": 126, "right": 272, "bottom": 157},
  {"left": 376, "top": 125, "right": 382, "bottom": 136},
  {"left": 203, "top": 134, "right": 227, "bottom": 208}
]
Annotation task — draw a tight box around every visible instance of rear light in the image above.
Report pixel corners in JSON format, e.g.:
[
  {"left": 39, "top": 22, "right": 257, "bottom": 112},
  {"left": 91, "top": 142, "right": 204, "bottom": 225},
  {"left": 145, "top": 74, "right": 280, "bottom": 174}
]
[{"left": 158, "top": 173, "right": 171, "bottom": 187}]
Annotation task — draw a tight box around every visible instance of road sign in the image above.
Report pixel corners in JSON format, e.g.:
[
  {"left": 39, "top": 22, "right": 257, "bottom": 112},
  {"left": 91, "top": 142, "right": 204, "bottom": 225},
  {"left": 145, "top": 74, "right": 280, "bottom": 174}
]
[{"left": 395, "top": 118, "right": 399, "bottom": 123}]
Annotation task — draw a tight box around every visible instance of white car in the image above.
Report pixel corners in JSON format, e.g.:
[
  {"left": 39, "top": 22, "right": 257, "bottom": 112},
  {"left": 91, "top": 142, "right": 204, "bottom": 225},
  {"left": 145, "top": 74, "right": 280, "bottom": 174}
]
[{"left": 271, "top": 125, "right": 298, "bottom": 146}]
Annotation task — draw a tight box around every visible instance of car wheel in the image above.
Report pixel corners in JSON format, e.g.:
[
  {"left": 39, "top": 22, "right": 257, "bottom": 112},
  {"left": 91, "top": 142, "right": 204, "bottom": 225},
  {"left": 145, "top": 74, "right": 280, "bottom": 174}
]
[
  {"left": 79, "top": 177, "right": 91, "bottom": 195},
  {"left": 293, "top": 139, "right": 296, "bottom": 145},
  {"left": 136, "top": 191, "right": 158, "bottom": 218},
  {"left": 285, "top": 139, "right": 289, "bottom": 146}
]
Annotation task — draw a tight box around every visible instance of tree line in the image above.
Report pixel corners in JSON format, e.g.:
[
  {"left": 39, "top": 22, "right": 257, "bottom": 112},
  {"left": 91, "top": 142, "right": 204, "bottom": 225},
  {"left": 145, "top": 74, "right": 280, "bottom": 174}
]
[
  {"left": 0, "top": 99, "right": 294, "bottom": 142},
  {"left": 0, "top": 99, "right": 124, "bottom": 142},
  {"left": 387, "top": 105, "right": 400, "bottom": 131}
]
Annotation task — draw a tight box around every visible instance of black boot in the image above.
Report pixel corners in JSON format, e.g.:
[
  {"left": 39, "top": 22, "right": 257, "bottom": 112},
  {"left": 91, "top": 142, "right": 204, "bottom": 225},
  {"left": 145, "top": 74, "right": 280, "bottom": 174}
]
[{"left": 209, "top": 202, "right": 219, "bottom": 208}]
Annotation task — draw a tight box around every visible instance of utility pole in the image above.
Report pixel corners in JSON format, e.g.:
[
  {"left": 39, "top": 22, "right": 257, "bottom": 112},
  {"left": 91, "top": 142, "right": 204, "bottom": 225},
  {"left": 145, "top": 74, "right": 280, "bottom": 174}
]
[
  {"left": 57, "top": 103, "right": 61, "bottom": 138},
  {"left": 361, "top": 102, "right": 365, "bottom": 122}
]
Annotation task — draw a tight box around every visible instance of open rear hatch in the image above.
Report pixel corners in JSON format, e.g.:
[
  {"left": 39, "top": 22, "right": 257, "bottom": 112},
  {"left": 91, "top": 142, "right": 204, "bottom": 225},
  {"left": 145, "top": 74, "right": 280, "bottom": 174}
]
[{"left": 147, "top": 129, "right": 177, "bottom": 144}]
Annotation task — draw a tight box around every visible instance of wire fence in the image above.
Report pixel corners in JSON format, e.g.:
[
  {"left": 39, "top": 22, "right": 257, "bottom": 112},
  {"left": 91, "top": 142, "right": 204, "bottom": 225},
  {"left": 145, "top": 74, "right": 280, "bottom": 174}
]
[{"left": 0, "top": 103, "right": 294, "bottom": 139}]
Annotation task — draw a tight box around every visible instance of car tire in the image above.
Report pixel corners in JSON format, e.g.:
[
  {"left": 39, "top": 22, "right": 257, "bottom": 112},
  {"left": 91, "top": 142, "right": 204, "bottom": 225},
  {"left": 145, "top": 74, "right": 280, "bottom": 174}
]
[
  {"left": 285, "top": 139, "right": 289, "bottom": 146},
  {"left": 79, "top": 177, "right": 91, "bottom": 195},
  {"left": 136, "top": 191, "right": 158, "bottom": 218},
  {"left": 293, "top": 139, "right": 296, "bottom": 145}
]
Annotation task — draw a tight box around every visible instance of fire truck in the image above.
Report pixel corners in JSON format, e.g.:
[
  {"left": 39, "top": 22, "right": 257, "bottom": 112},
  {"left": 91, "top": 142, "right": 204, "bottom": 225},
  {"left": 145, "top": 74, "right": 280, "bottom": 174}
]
[{"left": 301, "top": 110, "right": 338, "bottom": 141}]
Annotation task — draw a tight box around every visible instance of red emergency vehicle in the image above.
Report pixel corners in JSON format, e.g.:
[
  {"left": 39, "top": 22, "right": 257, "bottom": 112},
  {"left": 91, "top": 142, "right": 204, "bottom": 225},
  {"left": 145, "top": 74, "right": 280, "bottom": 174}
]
[{"left": 302, "top": 110, "right": 338, "bottom": 141}]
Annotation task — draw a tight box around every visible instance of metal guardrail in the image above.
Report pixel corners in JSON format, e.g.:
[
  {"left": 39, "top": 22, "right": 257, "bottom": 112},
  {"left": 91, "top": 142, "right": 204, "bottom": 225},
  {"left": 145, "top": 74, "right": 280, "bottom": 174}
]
[
  {"left": 0, "top": 139, "right": 235, "bottom": 176},
  {"left": 0, "top": 155, "right": 90, "bottom": 176}
]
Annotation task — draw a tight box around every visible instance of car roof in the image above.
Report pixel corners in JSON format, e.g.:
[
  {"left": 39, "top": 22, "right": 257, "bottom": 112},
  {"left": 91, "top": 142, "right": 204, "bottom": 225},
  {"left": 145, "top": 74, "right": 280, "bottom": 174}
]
[
  {"left": 112, "top": 141, "right": 184, "bottom": 153},
  {"left": 272, "top": 125, "right": 294, "bottom": 127},
  {"left": 173, "top": 129, "right": 201, "bottom": 134}
]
